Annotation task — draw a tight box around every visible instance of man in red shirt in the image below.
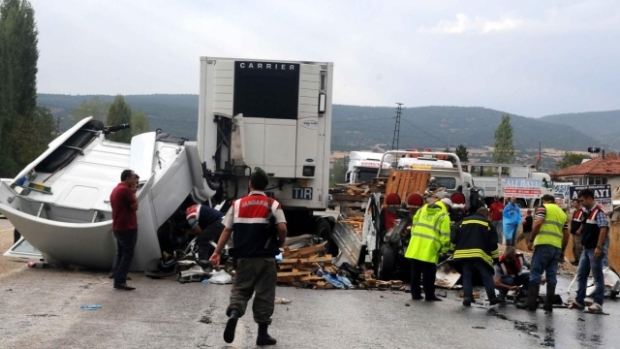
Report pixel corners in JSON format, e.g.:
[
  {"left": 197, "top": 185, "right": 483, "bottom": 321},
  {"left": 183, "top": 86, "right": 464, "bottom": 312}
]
[
  {"left": 489, "top": 196, "right": 505, "bottom": 244},
  {"left": 110, "top": 169, "right": 139, "bottom": 291}
]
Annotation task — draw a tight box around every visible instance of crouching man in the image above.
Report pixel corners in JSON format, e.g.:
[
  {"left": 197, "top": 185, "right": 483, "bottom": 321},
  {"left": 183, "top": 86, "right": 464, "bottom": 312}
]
[
  {"left": 209, "top": 167, "right": 287, "bottom": 346},
  {"left": 494, "top": 246, "right": 531, "bottom": 302}
]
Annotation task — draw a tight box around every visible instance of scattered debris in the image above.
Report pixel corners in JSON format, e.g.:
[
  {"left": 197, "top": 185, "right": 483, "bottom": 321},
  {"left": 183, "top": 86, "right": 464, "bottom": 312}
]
[
  {"left": 27, "top": 261, "right": 48, "bottom": 269},
  {"left": 198, "top": 315, "right": 212, "bottom": 324},
  {"left": 5, "top": 289, "right": 12, "bottom": 292},
  {"left": 405, "top": 303, "right": 410, "bottom": 307},
  {"left": 80, "top": 304, "right": 102, "bottom": 310},
  {"left": 542, "top": 327, "right": 555, "bottom": 347},
  {"left": 209, "top": 270, "right": 233, "bottom": 285},
  {"left": 471, "top": 326, "right": 486, "bottom": 329},
  {"left": 275, "top": 297, "right": 291, "bottom": 304},
  {"left": 27, "top": 314, "right": 58, "bottom": 317},
  {"left": 459, "top": 291, "right": 480, "bottom": 299}
]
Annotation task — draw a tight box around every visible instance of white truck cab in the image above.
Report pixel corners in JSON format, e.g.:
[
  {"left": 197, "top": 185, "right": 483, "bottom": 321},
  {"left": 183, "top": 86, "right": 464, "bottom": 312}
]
[
  {"left": 346, "top": 151, "right": 394, "bottom": 184},
  {"left": 392, "top": 153, "right": 474, "bottom": 193},
  {"left": 466, "top": 163, "right": 553, "bottom": 207}
]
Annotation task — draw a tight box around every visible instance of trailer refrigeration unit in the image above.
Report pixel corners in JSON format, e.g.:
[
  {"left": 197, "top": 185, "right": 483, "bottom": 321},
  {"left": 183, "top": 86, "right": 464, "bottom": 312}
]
[{"left": 197, "top": 57, "right": 335, "bottom": 239}]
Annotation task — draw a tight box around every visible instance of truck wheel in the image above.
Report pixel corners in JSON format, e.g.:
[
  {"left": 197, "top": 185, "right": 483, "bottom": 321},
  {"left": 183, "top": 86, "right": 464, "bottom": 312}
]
[
  {"left": 377, "top": 244, "right": 396, "bottom": 281},
  {"left": 316, "top": 219, "right": 338, "bottom": 256}
]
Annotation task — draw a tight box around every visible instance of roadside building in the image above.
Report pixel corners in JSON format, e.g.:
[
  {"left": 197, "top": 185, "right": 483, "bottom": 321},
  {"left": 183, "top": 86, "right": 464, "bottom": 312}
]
[{"left": 551, "top": 153, "right": 620, "bottom": 188}]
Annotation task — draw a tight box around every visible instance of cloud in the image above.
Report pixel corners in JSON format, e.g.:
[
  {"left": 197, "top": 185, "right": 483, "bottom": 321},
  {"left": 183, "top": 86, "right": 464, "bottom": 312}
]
[{"left": 423, "top": 13, "right": 524, "bottom": 34}]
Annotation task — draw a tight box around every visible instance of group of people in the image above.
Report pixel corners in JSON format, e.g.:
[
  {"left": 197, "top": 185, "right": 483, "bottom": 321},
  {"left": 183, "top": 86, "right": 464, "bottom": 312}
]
[
  {"left": 404, "top": 189, "right": 610, "bottom": 313},
  {"left": 108, "top": 167, "right": 286, "bottom": 346}
]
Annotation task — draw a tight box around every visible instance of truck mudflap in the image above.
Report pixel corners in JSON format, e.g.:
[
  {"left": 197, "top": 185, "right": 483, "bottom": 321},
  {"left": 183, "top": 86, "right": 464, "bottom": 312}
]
[{"left": 332, "top": 222, "right": 363, "bottom": 267}]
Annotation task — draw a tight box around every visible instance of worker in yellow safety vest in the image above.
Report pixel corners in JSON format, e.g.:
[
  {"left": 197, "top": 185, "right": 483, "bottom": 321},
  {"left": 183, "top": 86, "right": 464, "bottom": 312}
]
[
  {"left": 517, "top": 194, "right": 569, "bottom": 311},
  {"left": 405, "top": 192, "right": 451, "bottom": 301}
]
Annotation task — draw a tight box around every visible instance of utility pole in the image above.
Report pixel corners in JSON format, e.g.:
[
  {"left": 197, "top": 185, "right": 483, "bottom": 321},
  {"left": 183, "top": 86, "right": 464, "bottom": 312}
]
[{"left": 392, "top": 103, "right": 403, "bottom": 150}]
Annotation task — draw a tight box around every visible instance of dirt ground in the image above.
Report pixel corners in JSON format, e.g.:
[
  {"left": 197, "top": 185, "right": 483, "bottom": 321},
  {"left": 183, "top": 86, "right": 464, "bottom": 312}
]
[{"left": 0, "top": 220, "right": 27, "bottom": 280}]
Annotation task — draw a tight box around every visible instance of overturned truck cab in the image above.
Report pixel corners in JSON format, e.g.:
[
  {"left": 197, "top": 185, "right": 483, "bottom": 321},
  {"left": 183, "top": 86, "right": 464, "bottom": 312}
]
[{"left": 0, "top": 117, "right": 214, "bottom": 271}]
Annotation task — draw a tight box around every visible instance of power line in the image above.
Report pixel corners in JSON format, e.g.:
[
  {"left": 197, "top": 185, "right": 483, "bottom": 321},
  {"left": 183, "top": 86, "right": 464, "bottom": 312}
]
[
  {"left": 332, "top": 117, "right": 394, "bottom": 124},
  {"left": 400, "top": 118, "right": 447, "bottom": 145}
]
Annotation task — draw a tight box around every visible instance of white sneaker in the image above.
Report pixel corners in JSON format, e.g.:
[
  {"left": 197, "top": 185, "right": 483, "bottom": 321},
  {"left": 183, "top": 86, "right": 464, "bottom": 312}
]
[{"left": 588, "top": 303, "right": 603, "bottom": 313}]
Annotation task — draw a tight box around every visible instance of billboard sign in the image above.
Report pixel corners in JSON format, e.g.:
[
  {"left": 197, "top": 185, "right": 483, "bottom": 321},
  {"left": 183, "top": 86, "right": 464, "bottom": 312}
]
[
  {"left": 503, "top": 178, "right": 543, "bottom": 199},
  {"left": 569, "top": 185, "right": 612, "bottom": 213}
]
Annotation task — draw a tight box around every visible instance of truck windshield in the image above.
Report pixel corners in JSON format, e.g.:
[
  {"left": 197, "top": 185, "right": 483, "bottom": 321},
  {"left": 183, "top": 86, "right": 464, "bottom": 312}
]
[
  {"left": 356, "top": 169, "right": 377, "bottom": 183},
  {"left": 435, "top": 177, "right": 456, "bottom": 189}
]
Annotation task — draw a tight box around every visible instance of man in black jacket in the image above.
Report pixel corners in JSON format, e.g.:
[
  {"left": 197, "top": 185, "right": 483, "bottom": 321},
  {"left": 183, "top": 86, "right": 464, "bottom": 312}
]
[{"left": 451, "top": 207, "right": 500, "bottom": 306}]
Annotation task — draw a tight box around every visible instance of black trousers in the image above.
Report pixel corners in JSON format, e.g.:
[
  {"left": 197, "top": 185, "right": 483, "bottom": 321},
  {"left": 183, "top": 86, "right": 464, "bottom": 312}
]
[
  {"left": 113, "top": 229, "right": 138, "bottom": 285},
  {"left": 197, "top": 222, "right": 224, "bottom": 260},
  {"left": 410, "top": 258, "right": 437, "bottom": 298}
]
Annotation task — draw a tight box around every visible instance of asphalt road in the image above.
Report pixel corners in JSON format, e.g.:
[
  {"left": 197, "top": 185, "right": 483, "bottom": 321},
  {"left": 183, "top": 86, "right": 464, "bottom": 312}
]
[{"left": 0, "top": 262, "right": 617, "bottom": 349}]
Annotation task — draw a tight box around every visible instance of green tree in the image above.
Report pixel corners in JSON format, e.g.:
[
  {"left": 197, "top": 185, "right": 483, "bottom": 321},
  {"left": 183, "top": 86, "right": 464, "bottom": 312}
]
[
  {"left": 0, "top": 0, "right": 57, "bottom": 177},
  {"left": 10, "top": 107, "right": 58, "bottom": 166},
  {"left": 455, "top": 144, "right": 469, "bottom": 162},
  {"left": 493, "top": 114, "right": 515, "bottom": 164},
  {"left": 556, "top": 152, "right": 587, "bottom": 170},
  {"left": 70, "top": 96, "right": 110, "bottom": 124},
  {"left": 131, "top": 110, "right": 150, "bottom": 136},
  {"left": 330, "top": 157, "right": 348, "bottom": 187},
  {"left": 106, "top": 95, "right": 132, "bottom": 143}
]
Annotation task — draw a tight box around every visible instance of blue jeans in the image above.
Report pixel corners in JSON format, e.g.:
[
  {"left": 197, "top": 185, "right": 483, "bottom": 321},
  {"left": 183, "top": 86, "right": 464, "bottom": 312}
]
[
  {"left": 461, "top": 259, "right": 497, "bottom": 301},
  {"left": 576, "top": 248, "right": 606, "bottom": 306},
  {"left": 529, "top": 245, "right": 561, "bottom": 286},
  {"left": 498, "top": 272, "right": 530, "bottom": 297},
  {"left": 602, "top": 236, "right": 610, "bottom": 268}
]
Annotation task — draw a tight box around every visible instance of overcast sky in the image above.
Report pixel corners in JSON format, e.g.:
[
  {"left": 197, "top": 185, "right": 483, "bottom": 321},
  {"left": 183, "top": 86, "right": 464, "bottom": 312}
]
[{"left": 30, "top": 0, "right": 620, "bottom": 117}]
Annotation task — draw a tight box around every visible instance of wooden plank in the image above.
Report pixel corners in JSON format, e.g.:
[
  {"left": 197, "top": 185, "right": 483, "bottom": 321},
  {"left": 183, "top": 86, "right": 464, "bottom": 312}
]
[
  {"left": 276, "top": 271, "right": 311, "bottom": 277},
  {"left": 279, "top": 255, "right": 332, "bottom": 264},
  {"left": 300, "top": 275, "right": 324, "bottom": 282},
  {"left": 277, "top": 276, "right": 297, "bottom": 283},
  {"left": 288, "top": 244, "right": 325, "bottom": 258}
]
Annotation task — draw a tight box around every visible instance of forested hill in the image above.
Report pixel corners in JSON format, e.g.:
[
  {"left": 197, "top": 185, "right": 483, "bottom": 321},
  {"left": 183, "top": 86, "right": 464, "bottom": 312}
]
[
  {"left": 38, "top": 94, "right": 600, "bottom": 154},
  {"left": 540, "top": 110, "right": 620, "bottom": 150}
]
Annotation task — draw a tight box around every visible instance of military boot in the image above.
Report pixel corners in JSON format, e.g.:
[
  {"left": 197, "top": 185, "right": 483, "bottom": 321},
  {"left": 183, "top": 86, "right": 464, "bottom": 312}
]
[
  {"left": 543, "top": 284, "right": 556, "bottom": 312},
  {"left": 516, "top": 284, "right": 539, "bottom": 311},
  {"left": 256, "top": 323, "right": 277, "bottom": 346},
  {"left": 223, "top": 309, "right": 240, "bottom": 343}
]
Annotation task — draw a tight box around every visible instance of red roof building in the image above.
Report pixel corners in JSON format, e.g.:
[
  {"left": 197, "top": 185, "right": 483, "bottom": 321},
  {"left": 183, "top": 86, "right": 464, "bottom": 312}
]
[{"left": 552, "top": 153, "right": 620, "bottom": 186}]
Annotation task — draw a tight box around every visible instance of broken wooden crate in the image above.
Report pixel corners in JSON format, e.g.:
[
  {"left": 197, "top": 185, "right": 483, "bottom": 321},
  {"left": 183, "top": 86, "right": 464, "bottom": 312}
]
[
  {"left": 277, "top": 244, "right": 333, "bottom": 287},
  {"left": 384, "top": 169, "right": 429, "bottom": 204}
]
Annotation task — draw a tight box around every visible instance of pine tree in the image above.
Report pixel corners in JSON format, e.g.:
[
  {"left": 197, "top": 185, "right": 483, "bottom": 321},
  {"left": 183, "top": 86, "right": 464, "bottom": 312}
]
[
  {"left": 455, "top": 144, "right": 469, "bottom": 162},
  {"left": 106, "top": 95, "right": 132, "bottom": 143},
  {"left": 0, "top": 0, "right": 55, "bottom": 177},
  {"left": 493, "top": 114, "right": 515, "bottom": 164}
]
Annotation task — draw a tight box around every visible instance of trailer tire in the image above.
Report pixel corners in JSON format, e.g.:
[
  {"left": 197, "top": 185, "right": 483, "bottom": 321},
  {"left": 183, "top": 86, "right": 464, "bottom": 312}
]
[
  {"left": 377, "top": 244, "right": 396, "bottom": 281},
  {"left": 316, "top": 219, "right": 337, "bottom": 256}
]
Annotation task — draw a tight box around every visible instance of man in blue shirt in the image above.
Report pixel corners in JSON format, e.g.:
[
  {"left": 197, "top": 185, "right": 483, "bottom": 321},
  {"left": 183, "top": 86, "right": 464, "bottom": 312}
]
[{"left": 186, "top": 204, "right": 225, "bottom": 261}]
